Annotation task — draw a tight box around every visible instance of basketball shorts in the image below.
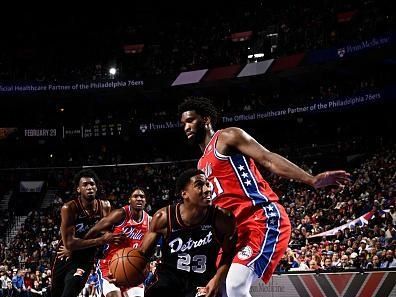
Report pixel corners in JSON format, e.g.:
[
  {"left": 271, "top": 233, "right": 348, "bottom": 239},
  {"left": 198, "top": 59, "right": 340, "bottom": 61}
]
[
  {"left": 229, "top": 202, "right": 291, "bottom": 284},
  {"left": 100, "top": 277, "right": 144, "bottom": 297},
  {"left": 145, "top": 265, "right": 210, "bottom": 297}
]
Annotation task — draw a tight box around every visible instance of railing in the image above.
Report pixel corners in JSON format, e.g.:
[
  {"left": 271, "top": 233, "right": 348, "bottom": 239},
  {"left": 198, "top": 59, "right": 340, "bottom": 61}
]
[
  {"left": 4, "top": 213, "right": 25, "bottom": 244},
  {"left": 5, "top": 208, "right": 16, "bottom": 241},
  {"left": 251, "top": 269, "right": 396, "bottom": 297}
]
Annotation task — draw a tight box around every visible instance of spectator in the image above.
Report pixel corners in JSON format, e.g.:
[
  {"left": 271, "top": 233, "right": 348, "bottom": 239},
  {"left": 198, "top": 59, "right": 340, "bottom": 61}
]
[
  {"left": 11, "top": 270, "right": 26, "bottom": 297},
  {"left": 144, "top": 261, "right": 158, "bottom": 287},
  {"left": 3, "top": 281, "right": 15, "bottom": 297},
  {"left": 380, "top": 250, "right": 396, "bottom": 268},
  {"left": 309, "top": 260, "right": 319, "bottom": 270},
  {"left": 322, "top": 257, "right": 333, "bottom": 271},
  {"left": 337, "top": 255, "right": 351, "bottom": 269},
  {"left": 288, "top": 255, "right": 300, "bottom": 269},
  {"left": 0, "top": 271, "right": 11, "bottom": 297},
  {"left": 366, "top": 255, "right": 381, "bottom": 270},
  {"left": 384, "top": 224, "right": 396, "bottom": 241},
  {"left": 84, "top": 269, "right": 99, "bottom": 297},
  {"left": 358, "top": 239, "right": 369, "bottom": 254},
  {"left": 30, "top": 280, "right": 43, "bottom": 297},
  {"left": 388, "top": 206, "right": 396, "bottom": 225},
  {"left": 331, "top": 253, "right": 340, "bottom": 267}
]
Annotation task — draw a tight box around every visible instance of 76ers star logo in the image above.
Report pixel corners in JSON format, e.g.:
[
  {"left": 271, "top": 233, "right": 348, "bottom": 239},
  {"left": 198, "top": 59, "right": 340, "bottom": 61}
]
[{"left": 238, "top": 246, "right": 253, "bottom": 260}]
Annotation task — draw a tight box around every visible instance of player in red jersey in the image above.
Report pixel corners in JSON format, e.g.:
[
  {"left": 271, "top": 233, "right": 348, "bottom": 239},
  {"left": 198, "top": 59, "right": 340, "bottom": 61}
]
[
  {"left": 179, "top": 97, "right": 350, "bottom": 297},
  {"left": 84, "top": 187, "right": 151, "bottom": 297}
]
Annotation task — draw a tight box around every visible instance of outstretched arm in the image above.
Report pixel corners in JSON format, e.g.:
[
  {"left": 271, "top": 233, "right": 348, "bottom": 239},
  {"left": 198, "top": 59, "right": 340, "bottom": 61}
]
[
  {"left": 139, "top": 208, "right": 168, "bottom": 258},
  {"left": 84, "top": 208, "right": 126, "bottom": 239},
  {"left": 60, "top": 203, "right": 124, "bottom": 251},
  {"left": 221, "top": 127, "right": 350, "bottom": 188}
]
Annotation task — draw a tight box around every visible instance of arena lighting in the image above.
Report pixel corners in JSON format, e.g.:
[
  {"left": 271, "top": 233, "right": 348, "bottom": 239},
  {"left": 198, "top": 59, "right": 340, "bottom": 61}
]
[
  {"left": 109, "top": 67, "right": 117, "bottom": 75},
  {"left": 247, "top": 53, "right": 265, "bottom": 58}
]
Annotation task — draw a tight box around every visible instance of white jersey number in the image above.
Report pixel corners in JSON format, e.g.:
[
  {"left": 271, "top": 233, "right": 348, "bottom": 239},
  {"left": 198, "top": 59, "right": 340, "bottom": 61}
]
[
  {"left": 177, "top": 253, "right": 207, "bottom": 273},
  {"left": 209, "top": 177, "right": 224, "bottom": 199}
]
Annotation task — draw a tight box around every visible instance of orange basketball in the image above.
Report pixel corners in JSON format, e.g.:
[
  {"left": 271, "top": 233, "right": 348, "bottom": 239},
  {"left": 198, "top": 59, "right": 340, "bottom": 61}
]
[{"left": 109, "top": 247, "right": 148, "bottom": 287}]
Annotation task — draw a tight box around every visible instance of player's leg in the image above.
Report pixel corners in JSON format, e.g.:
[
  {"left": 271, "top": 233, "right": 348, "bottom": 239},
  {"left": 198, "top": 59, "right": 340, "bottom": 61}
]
[
  {"left": 51, "top": 258, "right": 68, "bottom": 297},
  {"left": 224, "top": 203, "right": 291, "bottom": 296},
  {"left": 145, "top": 279, "right": 177, "bottom": 297},
  {"left": 225, "top": 263, "right": 258, "bottom": 297},
  {"left": 223, "top": 206, "right": 267, "bottom": 297},
  {"left": 60, "top": 265, "right": 91, "bottom": 297},
  {"left": 145, "top": 268, "right": 183, "bottom": 297},
  {"left": 258, "top": 203, "right": 291, "bottom": 283}
]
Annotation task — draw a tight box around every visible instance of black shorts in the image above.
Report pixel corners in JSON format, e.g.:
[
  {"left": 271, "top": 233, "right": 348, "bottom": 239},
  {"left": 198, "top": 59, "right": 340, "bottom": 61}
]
[
  {"left": 51, "top": 257, "right": 94, "bottom": 297},
  {"left": 145, "top": 265, "right": 210, "bottom": 297}
]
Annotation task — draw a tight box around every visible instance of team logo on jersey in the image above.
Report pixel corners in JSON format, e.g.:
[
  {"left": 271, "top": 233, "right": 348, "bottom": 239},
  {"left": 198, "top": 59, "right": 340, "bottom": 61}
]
[
  {"left": 201, "top": 224, "right": 211, "bottom": 231},
  {"left": 122, "top": 226, "right": 144, "bottom": 240},
  {"left": 237, "top": 246, "right": 253, "bottom": 260},
  {"left": 168, "top": 231, "right": 213, "bottom": 253},
  {"left": 75, "top": 223, "right": 89, "bottom": 233}
]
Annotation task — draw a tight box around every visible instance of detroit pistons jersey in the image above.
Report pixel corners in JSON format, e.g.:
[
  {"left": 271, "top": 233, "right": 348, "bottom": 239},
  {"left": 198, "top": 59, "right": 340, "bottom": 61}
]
[
  {"left": 161, "top": 204, "right": 220, "bottom": 282},
  {"left": 59, "top": 198, "right": 104, "bottom": 263},
  {"left": 99, "top": 205, "right": 150, "bottom": 276},
  {"left": 197, "top": 130, "right": 279, "bottom": 221}
]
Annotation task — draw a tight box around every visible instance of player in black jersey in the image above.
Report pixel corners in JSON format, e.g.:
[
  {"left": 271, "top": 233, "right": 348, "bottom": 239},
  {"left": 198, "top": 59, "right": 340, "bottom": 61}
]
[
  {"left": 51, "top": 169, "right": 124, "bottom": 297},
  {"left": 139, "top": 169, "right": 237, "bottom": 297}
]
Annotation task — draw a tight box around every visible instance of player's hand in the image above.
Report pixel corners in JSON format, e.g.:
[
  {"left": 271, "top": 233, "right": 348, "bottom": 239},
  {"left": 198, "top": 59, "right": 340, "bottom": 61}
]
[
  {"left": 57, "top": 245, "right": 71, "bottom": 261},
  {"left": 101, "top": 232, "right": 126, "bottom": 245},
  {"left": 195, "top": 286, "right": 207, "bottom": 297},
  {"left": 311, "top": 170, "right": 351, "bottom": 189},
  {"left": 106, "top": 272, "right": 127, "bottom": 289},
  {"left": 204, "top": 276, "right": 221, "bottom": 297},
  {"left": 105, "top": 271, "right": 117, "bottom": 284}
]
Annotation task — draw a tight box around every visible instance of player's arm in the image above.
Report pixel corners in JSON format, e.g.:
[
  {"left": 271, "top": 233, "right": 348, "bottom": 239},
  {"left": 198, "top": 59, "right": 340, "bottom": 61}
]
[
  {"left": 60, "top": 203, "right": 124, "bottom": 251},
  {"left": 221, "top": 127, "right": 350, "bottom": 188},
  {"left": 206, "top": 208, "right": 237, "bottom": 297},
  {"left": 138, "top": 207, "right": 168, "bottom": 259},
  {"left": 101, "top": 199, "right": 112, "bottom": 216},
  {"left": 84, "top": 208, "right": 126, "bottom": 239}
]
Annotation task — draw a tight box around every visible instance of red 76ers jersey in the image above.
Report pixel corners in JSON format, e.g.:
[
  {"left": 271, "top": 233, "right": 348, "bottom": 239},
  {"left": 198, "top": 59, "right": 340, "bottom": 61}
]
[
  {"left": 99, "top": 206, "right": 150, "bottom": 277},
  {"left": 197, "top": 130, "right": 279, "bottom": 221}
]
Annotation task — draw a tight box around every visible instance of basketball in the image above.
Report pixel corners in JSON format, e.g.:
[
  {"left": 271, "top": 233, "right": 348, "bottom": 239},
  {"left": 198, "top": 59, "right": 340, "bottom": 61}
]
[{"left": 109, "top": 247, "right": 148, "bottom": 287}]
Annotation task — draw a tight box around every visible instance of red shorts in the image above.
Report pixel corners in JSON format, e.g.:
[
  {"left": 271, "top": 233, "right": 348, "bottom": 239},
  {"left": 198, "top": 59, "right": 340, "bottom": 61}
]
[
  {"left": 98, "top": 258, "right": 111, "bottom": 278},
  {"left": 232, "top": 202, "right": 291, "bottom": 283}
]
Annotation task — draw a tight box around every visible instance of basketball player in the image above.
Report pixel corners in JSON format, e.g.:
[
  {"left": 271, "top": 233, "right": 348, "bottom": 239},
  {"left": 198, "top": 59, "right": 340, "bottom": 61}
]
[
  {"left": 51, "top": 169, "right": 125, "bottom": 297},
  {"left": 141, "top": 169, "right": 237, "bottom": 297},
  {"left": 84, "top": 187, "right": 151, "bottom": 297},
  {"left": 178, "top": 97, "right": 350, "bottom": 297}
]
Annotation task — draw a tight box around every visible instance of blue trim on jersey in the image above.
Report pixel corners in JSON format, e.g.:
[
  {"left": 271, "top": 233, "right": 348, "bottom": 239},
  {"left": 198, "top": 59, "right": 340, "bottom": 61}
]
[
  {"left": 229, "top": 154, "right": 269, "bottom": 205},
  {"left": 248, "top": 203, "right": 281, "bottom": 277},
  {"left": 96, "top": 261, "right": 104, "bottom": 293}
]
